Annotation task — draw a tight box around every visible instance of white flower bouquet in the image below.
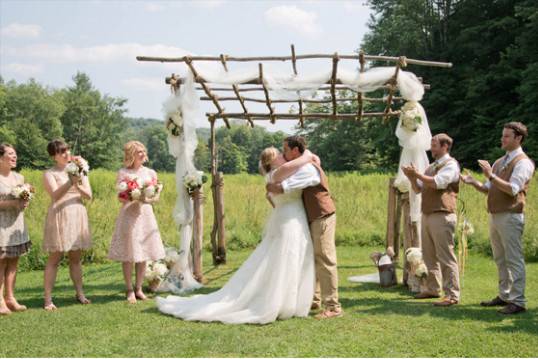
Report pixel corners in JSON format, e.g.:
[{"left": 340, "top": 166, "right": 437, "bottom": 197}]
[
  {"left": 183, "top": 171, "right": 208, "bottom": 195},
  {"left": 166, "top": 111, "right": 183, "bottom": 137},
  {"left": 399, "top": 101, "right": 423, "bottom": 132},
  {"left": 65, "top": 156, "right": 90, "bottom": 177},
  {"left": 11, "top": 183, "right": 35, "bottom": 201},
  {"left": 145, "top": 247, "right": 183, "bottom": 292}
]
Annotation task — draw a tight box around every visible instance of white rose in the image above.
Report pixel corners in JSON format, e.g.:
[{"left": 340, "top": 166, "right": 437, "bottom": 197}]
[
  {"left": 65, "top": 162, "right": 79, "bottom": 175},
  {"left": 131, "top": 188, "right": 141, "bottom": 200},
  {"left": 117, "top": 182, "right": 128, "bottom": 192},
  {"left": 154, "top": 262, "right": 168, "bottom": 277}
]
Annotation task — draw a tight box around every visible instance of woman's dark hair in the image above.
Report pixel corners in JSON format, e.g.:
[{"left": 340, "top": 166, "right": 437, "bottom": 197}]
[
  {"left": 0, "top": 143, "right": 14, "bottom": 157},
  {"left": 47, "top": 139, "right": 69, "bottom": 157}
]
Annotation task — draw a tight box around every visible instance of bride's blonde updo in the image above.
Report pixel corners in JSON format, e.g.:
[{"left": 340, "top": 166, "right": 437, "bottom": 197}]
[{"left": 259, "top": 147, "right": 280, "bottom": 174}]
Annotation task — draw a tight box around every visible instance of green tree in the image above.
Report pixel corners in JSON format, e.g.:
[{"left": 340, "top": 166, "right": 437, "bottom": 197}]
[{"left": 59, "top": 72, "right": 128, "bottom": 169}]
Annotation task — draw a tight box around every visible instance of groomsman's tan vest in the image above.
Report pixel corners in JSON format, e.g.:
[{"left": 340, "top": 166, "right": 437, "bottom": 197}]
[
  {"left": 487, "top": 153, "right": 532, "bottom": 213},
  {"left": 421, "top": 158, "right": 460, "bottom": 215},
  {"left": 302, "top": 162, "right": 336, "bottom": 223}
]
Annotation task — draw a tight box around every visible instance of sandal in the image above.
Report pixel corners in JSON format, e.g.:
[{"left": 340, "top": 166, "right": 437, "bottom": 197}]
[{"left": 314, "top": 309, "right": 344, "bottom": 320}]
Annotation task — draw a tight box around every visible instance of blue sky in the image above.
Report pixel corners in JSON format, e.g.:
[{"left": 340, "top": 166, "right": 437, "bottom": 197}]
[{"left": 0, "top": 0, "right": 373, "bottom": 132}]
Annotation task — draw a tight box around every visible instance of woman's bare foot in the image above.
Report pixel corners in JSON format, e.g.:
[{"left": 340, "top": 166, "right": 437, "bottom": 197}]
[
  {"left": 134, "top": 288, "right": 147, "bottom": 301},
  {"left": 43, "top": 301, "right": 57, "bottom": 311},
  {"left": 0, "top": 302, "right": 12, "bottom": 315},
  {"left": 4, "top": 297, "right": 27, "bottom": 312},
  {"left": 126, "top": 290, "right": 137, "bottom": 304},
  {"left": 75, "top": 293, "right": 91, "bottom": 305}
]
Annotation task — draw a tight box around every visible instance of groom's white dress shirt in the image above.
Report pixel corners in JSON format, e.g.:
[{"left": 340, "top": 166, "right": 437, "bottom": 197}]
[
  {"left": 281, "top": 163, "right": 321, "bottom": 193},
  {"left": 484, "top": 147, "right": 535, "bottom": 196}
]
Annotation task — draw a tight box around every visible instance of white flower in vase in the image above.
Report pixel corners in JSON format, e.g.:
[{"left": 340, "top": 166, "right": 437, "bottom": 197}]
[
  {"left": 415, "top": 263, "right": 428, "bottom": 278},
  {"left": 399, "top": 101, "right": 423, "bottom": 132}
]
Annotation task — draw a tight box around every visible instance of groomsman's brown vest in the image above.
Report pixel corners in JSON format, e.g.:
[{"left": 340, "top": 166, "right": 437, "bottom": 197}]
[
  {"left": 421, "top": 158, "right": 460, "bottom": 215},
  {"left": 302, "top": 162, "right": 336, "bottom": 223},
  {"left": 487, "top": 153, "right": 532, "bottom": 213}
]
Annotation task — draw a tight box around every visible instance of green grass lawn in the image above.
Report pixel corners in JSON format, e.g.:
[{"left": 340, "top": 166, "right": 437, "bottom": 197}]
[{"left": 1, "top": 246, "right": 537, "bottom": 357}]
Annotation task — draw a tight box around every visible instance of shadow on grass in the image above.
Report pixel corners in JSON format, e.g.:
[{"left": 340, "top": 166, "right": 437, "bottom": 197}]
[{"left": 338, "top": 288, "right": 538, "bottom": 336}]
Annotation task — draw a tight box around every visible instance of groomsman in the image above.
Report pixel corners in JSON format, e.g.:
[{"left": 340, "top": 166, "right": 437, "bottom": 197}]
[
  {"left": 403, "top": 133, "right": 461, "bottom": 306},
  {"left": 461, "top": 122, "right": 534, "bottom": 314}
]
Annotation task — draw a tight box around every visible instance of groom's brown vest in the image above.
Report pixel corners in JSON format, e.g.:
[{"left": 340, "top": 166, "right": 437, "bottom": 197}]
[
  {"left": 303, "top": 162, "right": 336, "bottom": 223},
  {"left": 488, "top": 153, "right": 532, "bottom": 214}
]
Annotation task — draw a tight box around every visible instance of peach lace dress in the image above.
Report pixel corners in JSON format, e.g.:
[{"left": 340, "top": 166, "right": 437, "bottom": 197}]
[
  {"left": 42, "top": 169, "right": 92, "bottom": 253},
  {"left": 108, "top": 166, "right": 165, "bottom": 263}
]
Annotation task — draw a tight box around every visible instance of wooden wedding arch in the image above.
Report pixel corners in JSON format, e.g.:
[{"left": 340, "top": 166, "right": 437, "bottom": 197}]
[{"left": 137, "top": 45, "right": 452, "bottom": 283}]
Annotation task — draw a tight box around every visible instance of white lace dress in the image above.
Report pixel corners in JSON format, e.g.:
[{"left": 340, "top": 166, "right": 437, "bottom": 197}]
[{"left": 156, "top": 170, "right": 315, "bottom": 324}]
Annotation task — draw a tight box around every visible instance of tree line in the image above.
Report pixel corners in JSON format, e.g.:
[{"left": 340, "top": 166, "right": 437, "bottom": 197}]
[{"left": 299, "top": 0, "right": 537, "bottom": 171}]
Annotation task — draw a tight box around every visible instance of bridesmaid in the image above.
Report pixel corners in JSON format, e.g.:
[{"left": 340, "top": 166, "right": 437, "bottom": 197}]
[
  {"left": 0, "top": 144, "right": 31, "bottom": 315},
  {"left": 43, "top": 140, "right": 92, "bottom": 311},
  {"left": 109, "top": 141, "right": 165, "bottom": 304}
]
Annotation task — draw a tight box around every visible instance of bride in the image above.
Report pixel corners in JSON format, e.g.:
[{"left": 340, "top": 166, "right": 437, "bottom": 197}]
[{"left": 156, "top": 147, "right": 317, "bottom": 324}]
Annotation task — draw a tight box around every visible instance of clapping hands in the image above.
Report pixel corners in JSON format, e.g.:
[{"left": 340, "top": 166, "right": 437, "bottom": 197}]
[{"left": 401, "top": 163, "right": 418, "bottom": 178}]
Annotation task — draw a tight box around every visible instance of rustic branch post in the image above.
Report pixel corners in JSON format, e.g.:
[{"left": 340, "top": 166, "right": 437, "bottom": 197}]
[{"left": 191, "top": 187, "right": 204, "bottom": 282}]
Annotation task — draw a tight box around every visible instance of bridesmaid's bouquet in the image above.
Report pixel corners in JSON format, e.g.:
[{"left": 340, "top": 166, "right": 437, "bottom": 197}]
[
  {"left": 142, "top": 178, "right": 164, "bottom": 200},
  {"left": 66, "top": 156, "right": 90, "bottom": 178},
  {"left": 11, "top": 183, "right": 35, "bottom": 201},
  {"left": 117, "top": 176, "right": 143, "bottom": 201},
  {"left": 183, "top": 171, "right": 208, "bottom": 195}
]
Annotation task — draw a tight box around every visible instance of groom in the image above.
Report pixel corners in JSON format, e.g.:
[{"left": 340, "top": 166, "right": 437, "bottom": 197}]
[{"left": 266, "top": 136, "right": 342, "bottom": 319}]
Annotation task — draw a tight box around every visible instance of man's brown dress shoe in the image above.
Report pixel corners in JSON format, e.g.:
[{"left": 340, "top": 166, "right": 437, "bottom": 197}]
[
  {"left": 433, "top": 297, "right": 458, "bottom": 306},
  {"left": 414, "top": 292, "right": 441, "bottom": 299},
  {"left": 498, "top": 303, "right": 526, "bottom": 315},
  {"left": 480, "top": 296, "right": 507, "bottom": 307}
]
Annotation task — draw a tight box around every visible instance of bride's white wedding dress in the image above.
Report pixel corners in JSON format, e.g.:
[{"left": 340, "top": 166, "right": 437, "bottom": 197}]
[{"left": 156, "top": 170, "right": 315, "bottom": 324}]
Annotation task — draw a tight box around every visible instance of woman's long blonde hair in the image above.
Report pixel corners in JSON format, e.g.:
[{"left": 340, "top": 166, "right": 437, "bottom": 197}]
[
  {"left": 259, "top": 147, "right": 279, "bottom": 174},
  {"left": 123, "top": 141, "right": 148, "bottom": 168}
]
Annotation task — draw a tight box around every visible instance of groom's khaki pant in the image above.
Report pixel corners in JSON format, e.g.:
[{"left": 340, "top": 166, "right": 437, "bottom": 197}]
[{"left": 310, "top": 213, "right": 341, "bottom": 311}]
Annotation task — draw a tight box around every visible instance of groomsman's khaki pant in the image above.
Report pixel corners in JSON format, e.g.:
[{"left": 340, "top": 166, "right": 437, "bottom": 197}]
[
  {"left": 310, "top": 213, "right": 341, "bottom": 311},
  {"left": 421, "top": 212, "right": 460, "bottom": 300},
  {"left": 489, "top": 212, "right": 526, "bottom": 308}
]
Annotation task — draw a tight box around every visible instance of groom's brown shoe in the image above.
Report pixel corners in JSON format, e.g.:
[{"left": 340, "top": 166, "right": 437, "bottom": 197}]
[
  {"left": 414, "top": 292, "right": 440, "bottom": 299},
  {"left": 498, "top": 303, "right": 526, "bottom": 315},
  {"left": 315, "top": 308, "right": 343, "bottom": 320}
]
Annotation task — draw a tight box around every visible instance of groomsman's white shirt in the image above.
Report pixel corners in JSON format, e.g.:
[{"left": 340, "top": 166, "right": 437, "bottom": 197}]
[
  {"left": 281, "top": 163, "right": 321, "bottom": 193},
  {"left": 417, "top": 153, "right": 460, "bottom": 189},
  {"left": 484, "top": 147, "right": 535, "bottom": 196}
]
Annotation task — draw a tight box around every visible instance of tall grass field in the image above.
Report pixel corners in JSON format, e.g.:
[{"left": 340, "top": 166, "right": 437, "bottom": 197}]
[{"left": 17, "top": 169, "right": 538, "bottom": 271}]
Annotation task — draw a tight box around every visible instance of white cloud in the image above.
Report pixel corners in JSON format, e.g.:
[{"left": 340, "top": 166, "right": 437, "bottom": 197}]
[
  {"left": 6, "top": 43, "right": 191, "bottom": 64},
  {"left": 144, "top": 2, "right": 165, "bottom": 12},
  {"left": 1, "top": 63, "right": 43, "bottom": 76},
  {"left": 122, "top": 77, "right": 168, "bottom": 91},
  {"left": 191, "top": 0, "right": 227, "bottom": 9},
  {"left": 0, "top": 23, "right": 42, "bottom": 38},
  {"left": 343, "top": 1, "right": 369, "bottom": 11},
  {"left": 264, "top": 5, "right": 322, "bottom": 37}
]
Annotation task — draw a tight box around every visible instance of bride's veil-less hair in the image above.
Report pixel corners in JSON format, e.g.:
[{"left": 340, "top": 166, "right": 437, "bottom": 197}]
[{"left": 259, "top": 147, "right": 280, "bottom": 174}]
